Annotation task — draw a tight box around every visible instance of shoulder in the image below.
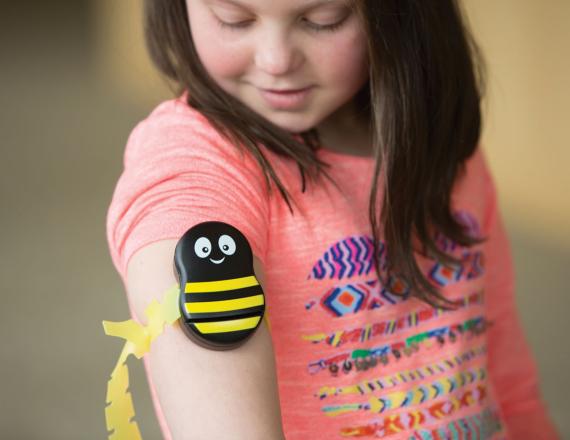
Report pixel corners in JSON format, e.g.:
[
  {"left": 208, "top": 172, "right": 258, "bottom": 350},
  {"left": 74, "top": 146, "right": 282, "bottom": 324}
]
[
  {"left": 107, "top": 94, "right": 272, "bottom": 280},
  {"left": 123, "top": 94, "right": 252, "bottom": 170}
]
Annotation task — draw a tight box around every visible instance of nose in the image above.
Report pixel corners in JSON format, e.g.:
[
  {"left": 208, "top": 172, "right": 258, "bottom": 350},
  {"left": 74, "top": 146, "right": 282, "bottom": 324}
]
[{"left": 254, "top": 27, "right": 301, "bottom": 76}]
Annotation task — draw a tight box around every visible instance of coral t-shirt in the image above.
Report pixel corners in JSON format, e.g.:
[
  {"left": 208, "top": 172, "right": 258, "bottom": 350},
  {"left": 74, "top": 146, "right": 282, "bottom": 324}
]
[{"left": 106, "top": 93, "right": 558, "bottom": 439}]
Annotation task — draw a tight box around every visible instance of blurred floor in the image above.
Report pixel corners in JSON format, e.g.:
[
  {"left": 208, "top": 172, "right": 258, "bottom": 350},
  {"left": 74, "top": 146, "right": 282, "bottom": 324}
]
[{"left": 0, "top": 1, "right": 568, "bottom": 439}]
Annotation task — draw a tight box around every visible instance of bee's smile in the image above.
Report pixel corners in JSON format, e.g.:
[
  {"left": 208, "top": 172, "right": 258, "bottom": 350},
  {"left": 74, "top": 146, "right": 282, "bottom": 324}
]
[{"left": 209, "top": 256, "right": 225, "bottom": 264}]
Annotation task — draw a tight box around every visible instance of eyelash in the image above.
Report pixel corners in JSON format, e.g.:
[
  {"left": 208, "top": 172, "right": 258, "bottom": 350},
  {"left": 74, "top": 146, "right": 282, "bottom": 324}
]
[{"left": 215, "top": 15, "right": 348, "bottom": 33}]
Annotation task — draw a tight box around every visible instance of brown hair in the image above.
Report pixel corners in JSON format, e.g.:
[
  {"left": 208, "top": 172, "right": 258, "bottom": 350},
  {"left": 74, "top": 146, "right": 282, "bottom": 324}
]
[{"left": 142, "top": 0, "right": 488, "bottom": 310}]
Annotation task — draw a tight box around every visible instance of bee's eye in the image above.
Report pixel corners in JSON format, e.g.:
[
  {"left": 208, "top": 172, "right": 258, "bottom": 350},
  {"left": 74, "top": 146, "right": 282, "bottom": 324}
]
[
  {"left": 218, "top": 234, "right": 236, "bottom": 256},
  {"left": 194, "top": 237, "right": 212, "bottom": 258}
]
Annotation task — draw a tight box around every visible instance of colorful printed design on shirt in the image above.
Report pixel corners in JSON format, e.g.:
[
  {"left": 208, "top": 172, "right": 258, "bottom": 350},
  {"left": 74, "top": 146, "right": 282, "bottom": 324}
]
[
  {"left": 310, "top": 277, "right": 413, "bottom": 317},
  {"left": 302, "top": 290, "right": 484, "bottom": 348},
  {"left": 433, "top": 210, "right": 483, "bottom": 254},
  {"left": 408, "top": 406, "right": 505, "bottom": 440},
  {"left": 453, "top": 210, "right": 483, "bottom": 241},
  {"left": 428, "top": 250, "right": 485, "bottom": 286},
  {"left": 307, "top": 236, "right": 386, "bottom": 281},
  {"left": 306, "top": 316, "right": 492, "bottom": 376},
  {"left": 308, "top": 211, "right": 482, "bottom": 284},
  {"left": 306, "top": 213, "right": 484, "bottom": 316},
  {"left": 321, "top": 281, "right": 375, "bottom": 316},
  {"left": 345, "top": 405, "right": 507, "bottom": 439},
  {"left": 427, "top": 210, "right": 486, "bottom": 286},
  {"left": 322, "top": 366, "right": 487, "bottom": 416},
  {"left": 315, "top": 345, "right": 488, "bottom": 400},
  {"left": 301, "top": 210, "right": 498, "bottom": 438},
  {"left": 339, "top": 384, "right": 489, "bottom": 437}
]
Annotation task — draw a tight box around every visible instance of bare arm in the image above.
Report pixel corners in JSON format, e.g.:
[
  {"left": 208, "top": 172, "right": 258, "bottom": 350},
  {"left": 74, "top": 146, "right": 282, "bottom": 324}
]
[{"left": 126, "top": 239, "right": 285, "bottom": 440}]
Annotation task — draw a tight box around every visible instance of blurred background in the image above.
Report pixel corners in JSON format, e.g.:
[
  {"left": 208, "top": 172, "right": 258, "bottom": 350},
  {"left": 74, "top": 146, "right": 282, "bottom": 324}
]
[{"left": 1, "top": 0, "right": 568, "bottom": 438}]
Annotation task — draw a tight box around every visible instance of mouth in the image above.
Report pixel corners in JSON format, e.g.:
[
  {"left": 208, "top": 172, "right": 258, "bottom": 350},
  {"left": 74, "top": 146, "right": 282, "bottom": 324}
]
[
  {"left": 258, "top": 86, "right": 314, "bottom": 109},
  {"left": 209, "top": 257, "right": 225, "bottom": 264},
  {"left": 261, "top": 86, "right": 312, "bottom": 93}
]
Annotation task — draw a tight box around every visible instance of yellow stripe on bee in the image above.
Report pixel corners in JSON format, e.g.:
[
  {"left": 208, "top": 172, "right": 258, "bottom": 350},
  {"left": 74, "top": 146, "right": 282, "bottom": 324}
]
[
  {"left": 185, "top": 275, "right": 259, "bottom": 293},
  {"left": 195, "top": 316, "right": 261, "bottom": 334},
  {"left": 185, "top": 294, "right": 264, "bottom": 313}
]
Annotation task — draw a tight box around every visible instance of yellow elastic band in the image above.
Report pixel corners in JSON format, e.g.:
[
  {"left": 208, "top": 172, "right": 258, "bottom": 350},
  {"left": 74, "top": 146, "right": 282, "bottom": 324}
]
[
  {"left": 103, "top": 283, "right": 271, "bottom": 439},
  {"left": 102, "top": 284, "right": 180, "bottom": 439}
]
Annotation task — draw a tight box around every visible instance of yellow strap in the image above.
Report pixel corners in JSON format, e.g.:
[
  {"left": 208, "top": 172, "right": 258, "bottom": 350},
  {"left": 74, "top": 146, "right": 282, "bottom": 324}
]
[
  {"left": 103, "top": 283, "right": 271, "bottom": 439},
  {"left": 102, "top": 284, "right": 180, "bottom": 439}
]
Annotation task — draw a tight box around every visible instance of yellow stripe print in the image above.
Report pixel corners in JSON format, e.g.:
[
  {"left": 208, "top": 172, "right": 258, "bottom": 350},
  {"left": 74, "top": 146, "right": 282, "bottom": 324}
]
[
  {"left": 195, "top": 316, "right": 261, "bottom": 334},
  {"left": 185, "top": 294, "right": 264, "bottom": 313},
  {"left": 185, "top": 275, "right": 259, "bottom": 293}
]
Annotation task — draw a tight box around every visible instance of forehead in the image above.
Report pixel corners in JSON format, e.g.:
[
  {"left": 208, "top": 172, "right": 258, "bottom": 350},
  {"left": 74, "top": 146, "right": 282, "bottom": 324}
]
[{"left": 202, "top": 0, "right": 350, "bottom": 13}]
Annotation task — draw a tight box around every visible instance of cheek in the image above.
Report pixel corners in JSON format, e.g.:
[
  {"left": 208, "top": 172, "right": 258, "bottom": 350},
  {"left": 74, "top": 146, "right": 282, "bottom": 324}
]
[
  {"left": 189, "top": 12, "right": 250, "bottom": 78},
  {"left": 312, "top": 28, "right": 369, "bottom": 86}
]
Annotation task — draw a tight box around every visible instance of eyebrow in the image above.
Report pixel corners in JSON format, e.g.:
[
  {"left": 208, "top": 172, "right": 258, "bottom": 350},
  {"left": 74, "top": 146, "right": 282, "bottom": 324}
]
[{"left": 205, "top": 0, "right": 343, "bottom": 13}]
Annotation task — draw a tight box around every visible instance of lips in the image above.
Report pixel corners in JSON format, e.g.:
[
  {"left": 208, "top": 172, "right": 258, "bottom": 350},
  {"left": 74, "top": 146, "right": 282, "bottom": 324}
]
[
  {"left": 262, "top": 86, "right": 311, "bottom": 93},
  {"left": 258, "top": 86, "right": 314, "bottom": 109},
  {"left": 261, "top": 86, "right": 311, "bottom": 94}
]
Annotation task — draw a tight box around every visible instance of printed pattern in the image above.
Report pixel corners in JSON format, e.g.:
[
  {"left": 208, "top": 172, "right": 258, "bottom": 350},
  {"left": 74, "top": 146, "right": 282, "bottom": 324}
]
[
  {"left": 311, "top": 278, "right": 413, "bottom": 316},
  {"left": 315, "top": 345, "right": 487, "bottom": 400},
  {"left": 302, "top": 291, "right": 484, "bottom": 348},
  {"left": 307, "top": 237, "right": 385, "bottom": 281},
  {"left": 300, "top": 212, "right": 502, "bottom": 438},
  {"left": 321, "top": 281, "right": 377, "bottom": 316},
  {"left": 339, "top": 385, "right": 491, "bottom": 437},
  {"left": 306, "top": 230, "right": 484, "bottom": 317},
  {"left": 437, "top": 211, "right": 483, "bottom": 252},
  {"left": 408, "top": 407, "right": 505, "bottom": 440},
  {"left": 428, "top": 251, "right": 485, "bottom": 287},
  {"left": 307, "top": 316, "right": 492, "bottom": 376},
  {"left": 321, "top": 366, "right": 487, "bottom": 416},
  {"left": 428, "top": 211, "right": 485, "bottom": 287}
]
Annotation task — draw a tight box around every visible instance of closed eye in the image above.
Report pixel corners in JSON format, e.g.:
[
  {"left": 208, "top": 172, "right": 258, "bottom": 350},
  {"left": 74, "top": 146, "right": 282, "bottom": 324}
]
[{"left": 214, "top": 14, "right": 349, "bottom": 33}]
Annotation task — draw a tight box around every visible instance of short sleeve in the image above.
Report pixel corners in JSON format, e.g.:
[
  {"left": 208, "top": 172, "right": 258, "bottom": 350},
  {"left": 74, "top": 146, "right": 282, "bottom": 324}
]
[
  {"left": 479, "top": 150, "right": 560, "bottom": 439},
  {"left": 105, "top": 99, "right": 270, "bottom": 284}
]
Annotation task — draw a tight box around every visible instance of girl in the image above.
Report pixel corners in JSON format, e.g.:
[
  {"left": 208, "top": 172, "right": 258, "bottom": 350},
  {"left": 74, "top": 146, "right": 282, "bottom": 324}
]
[{"left": 106, "top": 0, "right": 560, "bottom": 438}]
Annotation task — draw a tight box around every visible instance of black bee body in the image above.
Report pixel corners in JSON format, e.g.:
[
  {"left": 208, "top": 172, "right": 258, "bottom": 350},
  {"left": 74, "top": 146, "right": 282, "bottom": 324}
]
[{"left": 174, "top": 221, "right": 265, "bottom": 350}]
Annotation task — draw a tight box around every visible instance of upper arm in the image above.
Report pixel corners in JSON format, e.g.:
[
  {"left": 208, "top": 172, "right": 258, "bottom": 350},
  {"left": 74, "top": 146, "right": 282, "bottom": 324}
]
[{"left": 126, "top": 239, "right": 284, "bottom": 440}]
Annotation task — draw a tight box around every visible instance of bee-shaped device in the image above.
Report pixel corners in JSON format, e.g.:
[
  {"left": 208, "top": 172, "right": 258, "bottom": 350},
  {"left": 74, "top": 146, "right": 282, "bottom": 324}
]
[{"left": 174, "top": 221, "right": 265, "bottom": 350}]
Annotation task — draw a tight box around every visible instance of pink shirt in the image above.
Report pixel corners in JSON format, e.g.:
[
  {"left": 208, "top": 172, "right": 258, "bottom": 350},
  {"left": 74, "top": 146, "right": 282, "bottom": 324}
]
[{"left": 106, "top": 93, "right": 559, "bottom": 439}]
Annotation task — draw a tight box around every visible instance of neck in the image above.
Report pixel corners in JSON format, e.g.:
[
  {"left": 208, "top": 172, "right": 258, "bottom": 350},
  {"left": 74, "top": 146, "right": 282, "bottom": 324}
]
[{"left": 316, "top": 105, "right": 373, "bottom": 157}]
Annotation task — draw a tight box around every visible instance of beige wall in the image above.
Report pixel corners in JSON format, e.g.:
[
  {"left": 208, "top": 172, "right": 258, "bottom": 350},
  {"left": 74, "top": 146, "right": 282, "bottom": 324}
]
[
  {"left": 91, "top": 1, "right": 171, "bottom": 109},
  {"left": 463, "top": 0, "right": 570, "bottom": 248}
]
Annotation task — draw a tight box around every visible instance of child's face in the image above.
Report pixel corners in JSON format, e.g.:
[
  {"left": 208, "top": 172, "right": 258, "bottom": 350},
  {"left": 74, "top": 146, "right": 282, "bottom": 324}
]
[{"left": 186, "top": 0, "right": 369, "bottom": 134}]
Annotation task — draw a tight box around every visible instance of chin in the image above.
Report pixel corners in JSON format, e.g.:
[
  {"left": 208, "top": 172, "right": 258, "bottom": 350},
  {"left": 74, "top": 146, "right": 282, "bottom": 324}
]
[
  {"left": 238, "top": 93, "right": 322, "bottom": 133},
  {"left": 265, "top": 112, "right": 321, "bottom": 134}
]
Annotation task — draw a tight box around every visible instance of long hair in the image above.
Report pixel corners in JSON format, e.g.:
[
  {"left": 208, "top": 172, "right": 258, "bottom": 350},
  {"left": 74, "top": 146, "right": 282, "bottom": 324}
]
[{"left": 142, "top": 0, "right": 488, "bottom": 310}]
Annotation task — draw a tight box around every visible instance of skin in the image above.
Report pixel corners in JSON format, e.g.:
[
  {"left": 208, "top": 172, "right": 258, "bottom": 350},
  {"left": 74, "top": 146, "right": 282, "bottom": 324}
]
[{"left": 186, "top": 0, "right": 372, "bottom": 155}]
